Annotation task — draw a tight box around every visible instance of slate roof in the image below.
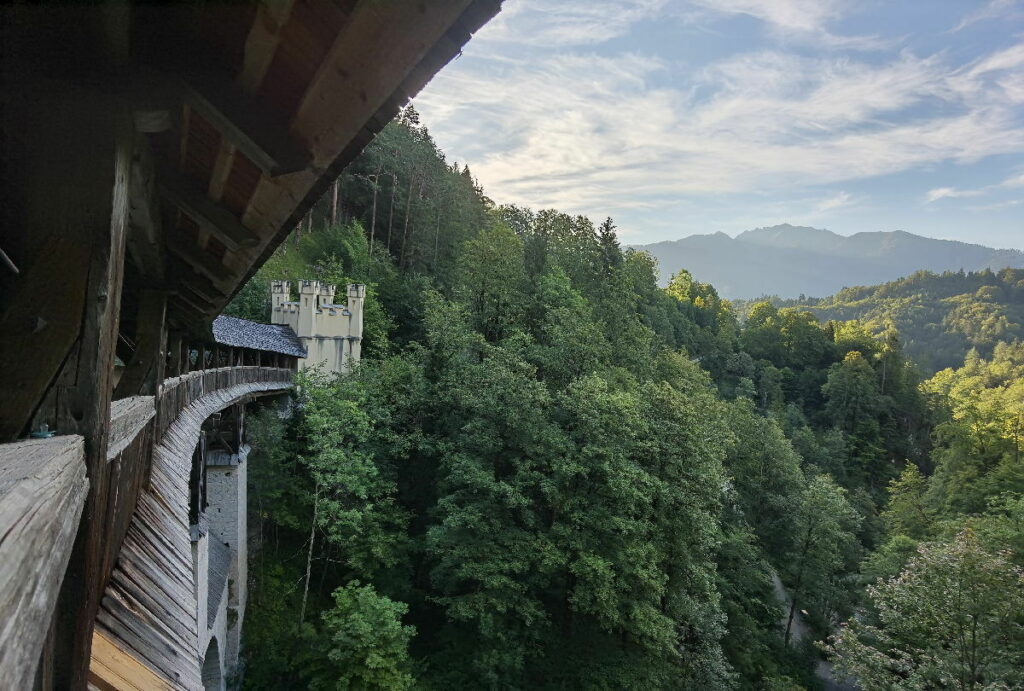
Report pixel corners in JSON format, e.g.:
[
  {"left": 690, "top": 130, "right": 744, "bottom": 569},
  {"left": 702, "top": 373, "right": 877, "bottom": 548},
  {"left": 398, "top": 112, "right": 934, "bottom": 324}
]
[{"left": 211, "top": 315, "right": 306, "bottom": 358}]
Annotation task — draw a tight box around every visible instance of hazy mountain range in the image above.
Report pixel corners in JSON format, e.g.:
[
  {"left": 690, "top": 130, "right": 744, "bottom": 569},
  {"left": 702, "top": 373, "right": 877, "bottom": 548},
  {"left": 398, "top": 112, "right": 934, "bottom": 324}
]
[{"left": 631, "top": 225, "right": 1024, "bottom": 299}]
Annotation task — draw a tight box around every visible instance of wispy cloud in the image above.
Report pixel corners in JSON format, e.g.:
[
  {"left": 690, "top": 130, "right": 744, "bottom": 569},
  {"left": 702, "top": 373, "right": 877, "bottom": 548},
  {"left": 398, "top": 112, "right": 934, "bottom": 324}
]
[
  {"left": 472, "top": 0, "right": 667, "bottom": 48},
  {"left": 817, "top": 191, "right": 854, "bottom": 212},
  {"left": 682, "top": 0, "right": 891, "bottom": 50},
  {"left": 927, "top": 187, "right": 983, "bottom": 203},
  {"left": 968, "top": 199, "right": 1023, "bottom": 211},
  {"left": 950, "top": 0, "right": 1023, "bottom": 33},
  {"left": 926, "top": 170, "right": 1024, "bottom": 203},
  {"left": 419, "top": 42, "right": 1024, "bottom": 212},
  {"left": 414, "top": 1, "right": 1024, "bottom": 247}
]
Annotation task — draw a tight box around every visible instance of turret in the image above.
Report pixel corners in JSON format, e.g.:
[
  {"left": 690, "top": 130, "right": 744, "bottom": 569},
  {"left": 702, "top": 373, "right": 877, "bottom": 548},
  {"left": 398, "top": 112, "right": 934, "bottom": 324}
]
[
  {"left": 318, "top": 283, "right": 337, "bottom": 309},
  {"left": 297, "top": 280, "right": 319, "bottom": 337},
  {"left": 270, "top": 280, "right": 291, "bottom": 311},
  {"left": 347, "top": 284, "right": 365, "bottom": 338}
]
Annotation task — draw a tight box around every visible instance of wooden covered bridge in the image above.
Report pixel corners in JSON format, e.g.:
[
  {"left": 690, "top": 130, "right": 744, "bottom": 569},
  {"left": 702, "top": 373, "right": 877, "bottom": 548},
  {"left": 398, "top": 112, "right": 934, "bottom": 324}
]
[{"left": 0, "top": 1, "right": 500, "bottom": 688}]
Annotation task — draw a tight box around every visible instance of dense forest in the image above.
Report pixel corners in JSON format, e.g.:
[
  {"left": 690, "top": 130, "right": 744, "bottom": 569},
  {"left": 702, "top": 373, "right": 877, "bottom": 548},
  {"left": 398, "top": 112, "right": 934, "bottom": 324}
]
[
  {"left": 736, "top": 269, "right": 1024, "bottom": 374},
  {"left": 228, "top": 109, "right": 1024, "bottom": 689}
]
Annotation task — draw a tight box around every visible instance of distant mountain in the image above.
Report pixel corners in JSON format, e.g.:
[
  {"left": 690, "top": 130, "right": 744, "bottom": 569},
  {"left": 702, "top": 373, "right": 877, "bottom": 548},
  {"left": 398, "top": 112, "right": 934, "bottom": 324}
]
[{"left": 631, "top": 224, "right": 1024, "bottom": 299}]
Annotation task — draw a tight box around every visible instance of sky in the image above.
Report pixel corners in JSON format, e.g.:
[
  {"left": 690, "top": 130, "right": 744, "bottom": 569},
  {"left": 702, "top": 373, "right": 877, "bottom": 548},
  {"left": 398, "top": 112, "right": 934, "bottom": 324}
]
[{"left": 414, "top": 0, "right": 1024, "bottom": 249}]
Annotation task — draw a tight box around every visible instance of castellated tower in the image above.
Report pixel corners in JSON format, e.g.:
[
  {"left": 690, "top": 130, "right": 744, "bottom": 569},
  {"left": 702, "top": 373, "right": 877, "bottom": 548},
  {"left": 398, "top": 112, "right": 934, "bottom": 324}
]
[{"left": 270, "top": 279, "right": 364, "bottom": 374}]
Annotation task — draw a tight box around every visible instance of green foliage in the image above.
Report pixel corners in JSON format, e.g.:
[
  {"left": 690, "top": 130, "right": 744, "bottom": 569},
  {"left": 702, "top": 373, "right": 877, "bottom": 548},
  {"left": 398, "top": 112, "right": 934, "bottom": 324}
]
[
  {"left": 829, "top": 529, "right": 1024, "bottom": 690},
  {"left": 785, "top": 475, "right": 861, "bottom": 639},
  {"left": 239, "top": 110, "right": 1024, "bottom": 691},
  {"left": 924, "top": 342, "right": 1024, "bottom": 515},
  {"left": 752, "top": 268, "right": 1024, "bottom": 373},
  {"left": 307, "top": 582, "right": 415, "bottom": 691},
  {"left": 881, "top": 464, "right": 933, "bottom": 540},
  {"left": 723, "top": 400, "right": 804, "bottom": 562}
]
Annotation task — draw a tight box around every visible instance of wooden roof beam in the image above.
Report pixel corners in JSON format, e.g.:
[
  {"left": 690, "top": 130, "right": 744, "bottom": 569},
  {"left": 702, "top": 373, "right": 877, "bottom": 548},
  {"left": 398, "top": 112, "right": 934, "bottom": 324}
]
[
  {"left": 177, "top": 271, "right": 228, "bottom": 305},
  {"left": 158, "top": 165, "right": 259, "bottom": 251},
  {"left": 126, "top": 135, "right": 166, "bottom": 281},
  {"left": 166, "top": 232, "right": 236, "bottom": 286},
  {"left": 181, "top": 75, "right": 311, "bottom": 177}
]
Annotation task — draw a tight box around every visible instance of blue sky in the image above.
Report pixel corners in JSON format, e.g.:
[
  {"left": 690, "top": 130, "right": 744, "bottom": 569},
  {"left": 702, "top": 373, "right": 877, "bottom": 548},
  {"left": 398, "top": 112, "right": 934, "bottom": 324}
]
[{"left": 414, "top": 0, "right": 1024, "bottom": 249}]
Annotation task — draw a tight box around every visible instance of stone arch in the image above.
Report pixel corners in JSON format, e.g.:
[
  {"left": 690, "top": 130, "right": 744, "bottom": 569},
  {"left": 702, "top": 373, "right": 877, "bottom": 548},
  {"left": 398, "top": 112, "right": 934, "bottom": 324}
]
[{"left": 201, "top": 637, "right": 224, "bottom": 691}]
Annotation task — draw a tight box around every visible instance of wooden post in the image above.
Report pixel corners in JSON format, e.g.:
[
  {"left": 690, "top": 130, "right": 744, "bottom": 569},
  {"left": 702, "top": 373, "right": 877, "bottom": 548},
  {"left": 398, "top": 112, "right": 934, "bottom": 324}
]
[
  {"left": 25, "top": 96, "right": 136, "bottom": 690},
  {"left": 168, "top": 331, "right": 183, "bottom": 378},
  {"left": 114, "top": 290, "right": 167, "bottom": 398}
]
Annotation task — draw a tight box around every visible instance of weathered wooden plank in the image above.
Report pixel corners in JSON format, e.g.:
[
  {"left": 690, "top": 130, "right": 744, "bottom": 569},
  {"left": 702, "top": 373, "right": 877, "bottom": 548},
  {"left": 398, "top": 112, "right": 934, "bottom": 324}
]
[
  {"left": 126, "top": 134, "right": 166, "bottom": 283},
  {"left": 0, "top": 436, "right": 88, "bottom": 690},
  {"left": 238, "top": 0, "right": 298, "bottom": 93},
  {"left": 91, "top": 368, "right": 291, "bottom": 688},
  {"left": 42, "top": 96, "right": 136, "bottom": 691},
  {"left": 89, "top": 630, "right": 174, "bottom": 691},
  {"left": 107, "top": 397, "right": 156, "bottom": 461}
]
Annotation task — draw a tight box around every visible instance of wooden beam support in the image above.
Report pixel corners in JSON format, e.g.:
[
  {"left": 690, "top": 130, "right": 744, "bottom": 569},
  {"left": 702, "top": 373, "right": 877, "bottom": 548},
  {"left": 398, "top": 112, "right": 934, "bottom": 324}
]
[
  {"left": 178, "top": 272, "right": 228, "bottom": 304},
  {"left": 22, "top": 99, "right": 135, "bottom": 691},
  {"left": 239, "top": 0, "right": 298, "bottom": 92},
  {"left": 113, "top": 290, "right": 167, "bottom": 399},
  {"left": 166, "top": 232, "right": 235, "bottom": 285},
  {"left": 167, "top": 332, "right": 183, "bottom": 378},
  {"left": 181, "top": 75, "right": 311, "bottom": 176},
  {"left": 176, "top": 289, "right": 212, "bottom": 318},
  {"left": 158, "top": 165, "right": 259, "bottom": 251},
  {"left": 125, "top": 134, "right": 166, "bottom": 282}
]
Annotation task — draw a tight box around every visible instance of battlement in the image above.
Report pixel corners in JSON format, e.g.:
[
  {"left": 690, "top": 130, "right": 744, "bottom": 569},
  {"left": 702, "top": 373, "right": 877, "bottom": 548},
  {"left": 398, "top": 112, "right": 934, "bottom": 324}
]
[{"left": 269, "top": 279, "right": 365, "bottom": 374}]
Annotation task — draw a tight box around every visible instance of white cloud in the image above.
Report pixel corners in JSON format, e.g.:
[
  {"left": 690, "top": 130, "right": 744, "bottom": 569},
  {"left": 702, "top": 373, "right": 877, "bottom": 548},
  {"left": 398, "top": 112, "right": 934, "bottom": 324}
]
[
  {"left": 968, "top": 199, "right": 1023, "bottom": 211},
  {"left": 927, "top": 187, "right": 981, "bottom": 203},
  {"left": 682, "top": 0, "right": 891, "bottom": 50},
  {"left": 950, "top": 0, "right": 1023, "bottom": 33},
  {"left": 926, "top": 170, "right": 1024, "bottom": 203},
  {"left": 472, "top": 0, "right": 667, "bottom": 48},
  {"left": 817, "top": 191, "right": 853, "bottom": 212},
  {"left": 1000, "top": 171, "right": 1024, "bottom": 187},
  {"left": 687, "top": 0, "right": 843, "bottom": 32},
  {"left": 418, "top": 40, "right": 1024, "bottom": 214},
  {"left": 412, "top": 1, "right": 1024, "bottom": 243}
]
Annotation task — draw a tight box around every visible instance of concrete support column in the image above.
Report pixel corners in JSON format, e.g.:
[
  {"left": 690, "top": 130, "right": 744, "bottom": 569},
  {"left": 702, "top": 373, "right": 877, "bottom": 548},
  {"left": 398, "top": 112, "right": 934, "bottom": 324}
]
[{"left": 205, "top": 445, "right": 248, "bottom": 668}]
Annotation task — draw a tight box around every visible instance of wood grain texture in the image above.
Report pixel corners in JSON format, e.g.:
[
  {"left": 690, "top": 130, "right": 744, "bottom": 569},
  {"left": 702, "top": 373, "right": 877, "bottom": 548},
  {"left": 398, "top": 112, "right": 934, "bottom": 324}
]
[
  {"left": 0, "top": 436, "right": 88, "bottom": 690},
  {"left": 89, "top": 630, "right": 174, "bottom": 691},
  {"left": 107, "top": 397, "right": 156, "bottom": 461},
  {"left": 92, "top": 370, "right": 289, "bottom": 689}
]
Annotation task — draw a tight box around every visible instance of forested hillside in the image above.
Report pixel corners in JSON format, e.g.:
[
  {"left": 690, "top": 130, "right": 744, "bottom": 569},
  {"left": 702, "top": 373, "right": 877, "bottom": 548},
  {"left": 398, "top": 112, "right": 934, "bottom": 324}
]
[
  {"left": 738, "top": 269, "right": 1024, "bottom": 373},
  {"left": 230, "top": 111, "right": 1024, "bottom": 690},
  {"left": 632, "top": 225, "right": 1024, "bottom": 299}
]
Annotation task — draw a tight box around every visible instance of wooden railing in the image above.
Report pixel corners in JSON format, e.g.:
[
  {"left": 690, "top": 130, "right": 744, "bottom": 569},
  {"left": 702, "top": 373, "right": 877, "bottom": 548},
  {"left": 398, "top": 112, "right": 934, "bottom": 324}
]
[
  {"left": 156, "top": 366, "right": 293, "bottom": 442},
  {"left": 0, "top": 365, "right": 292, "bottom": 688},
  {"left": 0, "top": 436, "right": 88, "bottom": 689}
]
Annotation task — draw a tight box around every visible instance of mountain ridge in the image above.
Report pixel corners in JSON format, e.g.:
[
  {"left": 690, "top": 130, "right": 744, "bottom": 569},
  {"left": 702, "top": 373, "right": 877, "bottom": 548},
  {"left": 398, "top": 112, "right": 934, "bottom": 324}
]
[{"left": 631, "top": 224, "right": 1024, "bottom": 299}]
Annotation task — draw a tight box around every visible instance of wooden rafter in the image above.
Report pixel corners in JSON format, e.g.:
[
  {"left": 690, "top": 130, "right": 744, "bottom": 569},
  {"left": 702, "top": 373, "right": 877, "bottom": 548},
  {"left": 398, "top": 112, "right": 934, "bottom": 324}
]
[
  {"left": 181, "top": 76, "right": 310, "bottom": 177},
  {"left": 166, "top": 232, "right": 235, "bottom": 285},
  {"left": 158, "top": 165, "right": 259, "bottom": 251}
]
